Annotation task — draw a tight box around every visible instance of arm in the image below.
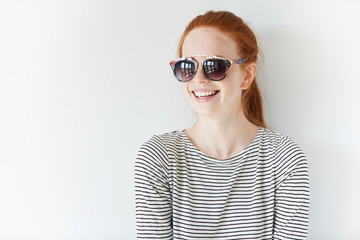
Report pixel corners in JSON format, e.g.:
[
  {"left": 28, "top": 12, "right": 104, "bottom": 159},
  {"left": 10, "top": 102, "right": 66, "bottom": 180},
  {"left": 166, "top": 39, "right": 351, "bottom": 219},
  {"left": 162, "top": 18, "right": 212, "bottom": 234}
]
[
  {"left": 273, "top": 136, "right": 310, "bottom": 240},
  {"left": 134, "top": 135, "right": 173, "bottom": 239}
]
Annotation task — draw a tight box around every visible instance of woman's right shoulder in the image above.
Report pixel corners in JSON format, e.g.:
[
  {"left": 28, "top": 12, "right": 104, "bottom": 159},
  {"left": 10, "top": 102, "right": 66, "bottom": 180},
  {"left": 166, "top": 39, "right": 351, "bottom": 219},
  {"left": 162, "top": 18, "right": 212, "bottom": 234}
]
[
  {"left": 140, "top": 129, "right": 184, "bottom": 149},
  {"left": 135, "top": 129, "right": 184, "bottom": 165}
]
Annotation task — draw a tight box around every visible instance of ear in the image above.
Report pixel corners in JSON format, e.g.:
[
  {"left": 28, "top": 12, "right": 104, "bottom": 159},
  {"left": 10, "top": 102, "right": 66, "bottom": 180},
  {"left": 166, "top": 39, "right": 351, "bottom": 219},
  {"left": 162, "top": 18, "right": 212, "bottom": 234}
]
[{"left": 240, "top": 63, "right": 256, "bottom": 90}]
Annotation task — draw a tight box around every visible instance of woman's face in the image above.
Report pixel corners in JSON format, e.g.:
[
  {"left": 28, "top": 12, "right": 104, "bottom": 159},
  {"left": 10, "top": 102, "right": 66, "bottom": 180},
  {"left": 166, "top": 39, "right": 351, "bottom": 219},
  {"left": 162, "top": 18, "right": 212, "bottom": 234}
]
[{"left": 181, "top": 27, "right": 255, "bottom": 119}]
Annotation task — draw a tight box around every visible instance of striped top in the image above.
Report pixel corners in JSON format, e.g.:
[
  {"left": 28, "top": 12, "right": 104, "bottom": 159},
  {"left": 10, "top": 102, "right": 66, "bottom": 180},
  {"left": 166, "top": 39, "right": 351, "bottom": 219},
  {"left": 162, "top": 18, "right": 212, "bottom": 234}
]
[{"left": 134, "top": 126, "right": 310, "bottom": 239}]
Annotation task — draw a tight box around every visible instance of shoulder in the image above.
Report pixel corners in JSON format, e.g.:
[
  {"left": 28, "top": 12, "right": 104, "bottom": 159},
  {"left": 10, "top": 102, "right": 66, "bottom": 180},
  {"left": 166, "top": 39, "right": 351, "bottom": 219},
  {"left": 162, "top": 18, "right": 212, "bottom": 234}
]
[
  {"left": 268, "top": 128, "right": 307, "bottom": 165},
  {"left": 137, "top": 129, "right": 183, "bottom": 152},
  {"left": 135, "top": 129, "right": 183, "bottom": 169},
  {"left": 259, "top": 127, "right": 285, "bottom": 146},
  {"left": 262, "top": 128, "right": 308, "bottom": 186},
  {"left": 259, "top": 127, "right": 306, "bottom": 156}
]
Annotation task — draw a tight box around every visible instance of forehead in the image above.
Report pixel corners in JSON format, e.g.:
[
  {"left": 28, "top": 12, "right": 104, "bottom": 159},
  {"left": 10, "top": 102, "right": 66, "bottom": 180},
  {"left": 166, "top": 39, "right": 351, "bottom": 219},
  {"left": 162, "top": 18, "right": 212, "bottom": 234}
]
[{"left": 182, "top": 27, "right": 238, "bottom": 59}]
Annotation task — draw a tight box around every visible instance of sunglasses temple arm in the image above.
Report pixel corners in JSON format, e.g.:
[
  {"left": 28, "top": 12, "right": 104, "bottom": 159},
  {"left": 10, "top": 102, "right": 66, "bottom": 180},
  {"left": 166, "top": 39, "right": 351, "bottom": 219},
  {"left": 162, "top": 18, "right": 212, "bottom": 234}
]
[{"left": 232, "top": 59, "right": 248, "bottom": 64}]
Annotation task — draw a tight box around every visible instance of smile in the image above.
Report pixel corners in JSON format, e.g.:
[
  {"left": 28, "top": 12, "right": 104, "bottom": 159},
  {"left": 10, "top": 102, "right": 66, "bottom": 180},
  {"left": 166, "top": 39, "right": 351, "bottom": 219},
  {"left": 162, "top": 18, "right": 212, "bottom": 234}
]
[{"left": 192, "top": 90, "right": 220, "bottom": 100}]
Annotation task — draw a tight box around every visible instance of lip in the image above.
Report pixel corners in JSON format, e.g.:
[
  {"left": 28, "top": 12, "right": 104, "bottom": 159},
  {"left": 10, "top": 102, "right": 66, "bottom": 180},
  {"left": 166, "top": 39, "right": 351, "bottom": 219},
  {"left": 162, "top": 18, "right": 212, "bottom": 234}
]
[
  {"left": 191, "top": 88, "right": 219, "bottom": 92},
  {"left": 191, "top": 90, "right": 220, "bottom": 102}
]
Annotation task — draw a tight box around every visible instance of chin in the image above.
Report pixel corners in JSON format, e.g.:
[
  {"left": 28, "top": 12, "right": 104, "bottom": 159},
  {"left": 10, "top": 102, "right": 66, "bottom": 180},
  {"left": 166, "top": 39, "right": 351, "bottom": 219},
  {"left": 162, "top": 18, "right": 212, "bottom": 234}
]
[{"left": 193, "top": 108, "right": 218, "bottom": 117}]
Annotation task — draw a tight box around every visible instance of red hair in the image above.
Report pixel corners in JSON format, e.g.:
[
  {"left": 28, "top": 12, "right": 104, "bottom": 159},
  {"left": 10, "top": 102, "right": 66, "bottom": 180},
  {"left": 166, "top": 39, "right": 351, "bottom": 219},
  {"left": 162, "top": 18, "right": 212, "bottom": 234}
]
[{"left": 177, "top": 10, "right": 266, "bottom": 128}]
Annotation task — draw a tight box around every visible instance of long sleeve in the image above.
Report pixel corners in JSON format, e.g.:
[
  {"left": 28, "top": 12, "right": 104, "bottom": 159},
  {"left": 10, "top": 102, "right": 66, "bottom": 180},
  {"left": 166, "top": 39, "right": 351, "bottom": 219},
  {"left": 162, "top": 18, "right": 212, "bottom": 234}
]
[
  {"left": 273, "top": 136, "right": 310, "bottom": 239},
  {"left": 134, "top": 135, "right": 173, "bottom": 239}
]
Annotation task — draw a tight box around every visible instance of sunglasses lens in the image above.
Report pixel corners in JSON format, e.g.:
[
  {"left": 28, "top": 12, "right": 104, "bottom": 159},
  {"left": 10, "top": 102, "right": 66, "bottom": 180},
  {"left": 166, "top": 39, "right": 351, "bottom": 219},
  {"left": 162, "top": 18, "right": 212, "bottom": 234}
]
[
  {"left": 203, "top": 59, "right": 229, "bottom": 80},
  {"left": 174, "top": 60, "right": 196, "bottom": 82}
]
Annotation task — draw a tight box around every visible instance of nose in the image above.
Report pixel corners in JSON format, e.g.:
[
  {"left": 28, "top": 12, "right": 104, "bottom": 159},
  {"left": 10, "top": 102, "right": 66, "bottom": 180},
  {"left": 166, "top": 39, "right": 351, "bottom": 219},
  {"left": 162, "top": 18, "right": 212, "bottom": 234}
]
[{"left": 192, "top": 66, "right": 210, "bottom": 83}]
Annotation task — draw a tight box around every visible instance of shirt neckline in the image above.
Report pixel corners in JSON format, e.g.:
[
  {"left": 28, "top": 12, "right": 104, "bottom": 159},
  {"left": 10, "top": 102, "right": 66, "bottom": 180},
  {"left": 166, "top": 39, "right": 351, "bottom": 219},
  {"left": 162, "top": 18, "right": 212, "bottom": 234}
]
[{"left": 181, "top": 126, "right": 264, "bottom": 163}]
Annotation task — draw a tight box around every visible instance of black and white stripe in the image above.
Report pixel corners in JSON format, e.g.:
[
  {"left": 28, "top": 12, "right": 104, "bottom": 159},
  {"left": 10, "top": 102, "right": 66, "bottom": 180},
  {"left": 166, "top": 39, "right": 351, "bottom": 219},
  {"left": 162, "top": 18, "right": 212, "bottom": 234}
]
[{"left": 135, "top": 127, "right": 310, "bottom": 239}]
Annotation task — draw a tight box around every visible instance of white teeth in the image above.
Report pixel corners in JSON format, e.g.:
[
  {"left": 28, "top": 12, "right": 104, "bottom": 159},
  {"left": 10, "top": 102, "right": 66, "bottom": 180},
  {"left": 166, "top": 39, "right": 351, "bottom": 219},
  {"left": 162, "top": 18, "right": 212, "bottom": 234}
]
[{"left": 194, "top": 91, "right": 217, "bottom": 97}]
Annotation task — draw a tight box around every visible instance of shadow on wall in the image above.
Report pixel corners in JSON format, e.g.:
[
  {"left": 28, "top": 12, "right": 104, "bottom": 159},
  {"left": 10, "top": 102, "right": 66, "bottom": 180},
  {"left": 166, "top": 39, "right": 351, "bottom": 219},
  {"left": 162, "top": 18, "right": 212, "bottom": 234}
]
[
  {"left": 258, "top": 30, "right": 360, "bottom": 239},
  {"left": 257, "top": 29, "right": 325, "bottom": 132},
  {"left": 306, "top": 144, "right": 358, "bottom": 239}
]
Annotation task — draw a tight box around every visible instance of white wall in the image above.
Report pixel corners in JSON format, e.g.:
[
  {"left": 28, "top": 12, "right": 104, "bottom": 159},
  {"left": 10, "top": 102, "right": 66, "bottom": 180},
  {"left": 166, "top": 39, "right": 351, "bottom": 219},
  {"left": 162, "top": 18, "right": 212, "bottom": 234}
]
[{"left": 0, "top": 0, "right": 359, "bottom": 239}]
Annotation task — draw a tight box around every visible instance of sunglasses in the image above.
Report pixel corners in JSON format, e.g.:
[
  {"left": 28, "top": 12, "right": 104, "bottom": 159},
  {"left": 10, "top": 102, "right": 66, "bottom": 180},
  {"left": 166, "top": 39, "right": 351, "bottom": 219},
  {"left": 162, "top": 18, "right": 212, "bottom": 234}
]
[{"left": 170, "top": 55, "right": 248, "bottom": 82}]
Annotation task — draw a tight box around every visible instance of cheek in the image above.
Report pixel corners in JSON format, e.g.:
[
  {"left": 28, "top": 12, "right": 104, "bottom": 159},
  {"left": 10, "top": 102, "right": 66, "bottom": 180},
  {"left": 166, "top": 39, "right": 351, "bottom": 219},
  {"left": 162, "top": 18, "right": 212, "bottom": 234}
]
[
  {"left": 227, "top": 68, "right": 245, "bottom": 89},
  {"left": 226, "top": 75, "right": 242, "bottom": 90},
  {"left": 181, "top": 83, "right": 191, "bottom": 95}
]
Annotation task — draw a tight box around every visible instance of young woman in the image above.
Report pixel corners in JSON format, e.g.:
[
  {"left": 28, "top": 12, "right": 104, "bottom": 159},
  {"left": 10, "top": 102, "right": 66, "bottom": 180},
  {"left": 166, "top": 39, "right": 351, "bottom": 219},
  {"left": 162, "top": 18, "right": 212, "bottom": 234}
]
[{"left": 135, "top": 10, "right": 310, "bottom": 239}]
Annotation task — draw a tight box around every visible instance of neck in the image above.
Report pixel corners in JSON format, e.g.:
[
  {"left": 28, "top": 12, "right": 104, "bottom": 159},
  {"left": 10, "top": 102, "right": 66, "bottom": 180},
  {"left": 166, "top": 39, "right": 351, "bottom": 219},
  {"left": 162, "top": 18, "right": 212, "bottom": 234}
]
[{"left": 187, "top": 110, "right": 259, "bottom": 160}]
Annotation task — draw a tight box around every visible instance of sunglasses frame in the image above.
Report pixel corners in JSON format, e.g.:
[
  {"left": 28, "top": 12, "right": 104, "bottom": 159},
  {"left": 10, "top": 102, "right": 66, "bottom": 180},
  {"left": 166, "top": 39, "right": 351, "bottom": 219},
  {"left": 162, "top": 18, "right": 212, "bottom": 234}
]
[{"left": 170, "top": 55, "right": 248, "bottom": 82}]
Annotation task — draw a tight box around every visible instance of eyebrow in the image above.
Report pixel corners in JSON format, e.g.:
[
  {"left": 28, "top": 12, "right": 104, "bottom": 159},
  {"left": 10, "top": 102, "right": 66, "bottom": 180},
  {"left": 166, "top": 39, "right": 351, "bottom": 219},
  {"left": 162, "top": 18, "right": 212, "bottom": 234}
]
[{"left": 184, "top": 54, "right": 227, "bottom": 59}]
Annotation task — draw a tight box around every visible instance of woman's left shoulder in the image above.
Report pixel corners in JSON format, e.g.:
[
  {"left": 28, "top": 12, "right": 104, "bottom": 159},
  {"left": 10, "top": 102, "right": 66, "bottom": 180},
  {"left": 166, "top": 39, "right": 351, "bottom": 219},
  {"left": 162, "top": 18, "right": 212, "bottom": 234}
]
[
  {"left": 260, "top": 127, "right": 305, "bottom": 152},
  {"left": 263, "top": 128, "right": 308, "bottom": 176}
]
